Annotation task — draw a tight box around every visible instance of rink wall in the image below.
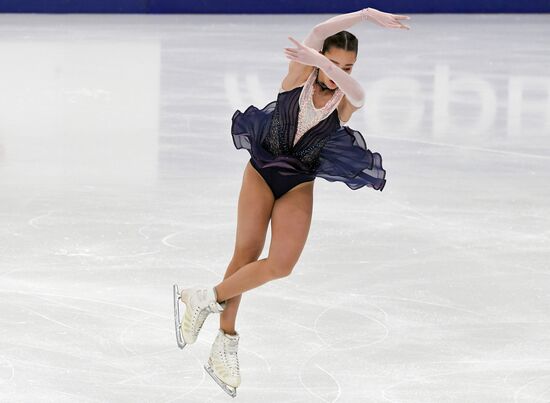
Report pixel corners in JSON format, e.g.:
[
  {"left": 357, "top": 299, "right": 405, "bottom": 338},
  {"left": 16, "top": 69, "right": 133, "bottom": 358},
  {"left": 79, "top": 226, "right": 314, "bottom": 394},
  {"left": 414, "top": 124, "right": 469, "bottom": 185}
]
[{"left": 1, "top": 0, "right": 550, "bottom": 13}]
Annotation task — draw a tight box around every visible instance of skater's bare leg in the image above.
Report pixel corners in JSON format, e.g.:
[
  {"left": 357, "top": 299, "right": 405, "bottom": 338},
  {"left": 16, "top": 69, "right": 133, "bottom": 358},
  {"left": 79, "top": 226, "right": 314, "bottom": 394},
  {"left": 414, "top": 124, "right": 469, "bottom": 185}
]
[
  {"left": 219, "top": 161, "right": 274, "bottom": 334},
  {"left": 215, "top": 180, "right": 314, "bottom": 302},
  {"left": 219, "top": 257, "right": 254, "bottom": 335}
]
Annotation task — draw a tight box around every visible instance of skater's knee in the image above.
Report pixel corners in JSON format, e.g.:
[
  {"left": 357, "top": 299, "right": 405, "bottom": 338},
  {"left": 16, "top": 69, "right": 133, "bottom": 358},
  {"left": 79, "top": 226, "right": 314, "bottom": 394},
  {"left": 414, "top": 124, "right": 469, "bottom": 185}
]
[
  {"left": 232, "top": 245, "right": 263, "bottom": 266},
  {"left": 266, "top": 258, "right": 294, "bottom": 279}
]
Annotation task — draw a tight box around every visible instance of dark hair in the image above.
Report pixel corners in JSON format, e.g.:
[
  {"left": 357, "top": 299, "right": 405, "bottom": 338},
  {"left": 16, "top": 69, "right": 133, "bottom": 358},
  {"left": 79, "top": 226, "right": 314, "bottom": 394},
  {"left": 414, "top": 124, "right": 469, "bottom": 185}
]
[{"left": 321, "top": 30, "right": 358, "bottom": 55}]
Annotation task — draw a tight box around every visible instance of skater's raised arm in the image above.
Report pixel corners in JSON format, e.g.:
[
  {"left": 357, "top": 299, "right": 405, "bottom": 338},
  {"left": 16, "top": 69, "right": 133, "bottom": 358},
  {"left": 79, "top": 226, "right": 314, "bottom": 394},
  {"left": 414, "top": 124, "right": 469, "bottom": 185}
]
[
  {"left": 303, "top": 7, "right": 411, "bottom": 50},
  {"left": 303, "top": 9, "right": 369, "bottom": 50}
]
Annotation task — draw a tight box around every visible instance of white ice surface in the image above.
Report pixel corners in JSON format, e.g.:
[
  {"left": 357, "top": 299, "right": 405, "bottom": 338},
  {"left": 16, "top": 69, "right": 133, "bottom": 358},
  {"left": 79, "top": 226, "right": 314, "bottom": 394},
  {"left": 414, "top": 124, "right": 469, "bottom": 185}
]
[{"left": 0, "top": 13, "right": 549, "bottom": 403}]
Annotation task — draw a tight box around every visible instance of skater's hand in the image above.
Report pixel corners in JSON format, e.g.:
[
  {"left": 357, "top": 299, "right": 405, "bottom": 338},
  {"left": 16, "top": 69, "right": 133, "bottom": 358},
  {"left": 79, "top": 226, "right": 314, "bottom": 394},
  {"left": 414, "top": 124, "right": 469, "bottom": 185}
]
[
  {"left": 284, "top": 36, "right": 327, "bottom": 68},
  {"left": 364, "top": 7, "right": 411, "bottom": 30}
]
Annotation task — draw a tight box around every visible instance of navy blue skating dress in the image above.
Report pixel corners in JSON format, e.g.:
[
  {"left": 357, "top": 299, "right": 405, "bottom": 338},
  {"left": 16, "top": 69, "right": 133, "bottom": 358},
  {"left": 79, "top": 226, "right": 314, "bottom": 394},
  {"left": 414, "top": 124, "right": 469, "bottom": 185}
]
[{"left": 231, "top": 68, "right": 386, "bottom": 198}]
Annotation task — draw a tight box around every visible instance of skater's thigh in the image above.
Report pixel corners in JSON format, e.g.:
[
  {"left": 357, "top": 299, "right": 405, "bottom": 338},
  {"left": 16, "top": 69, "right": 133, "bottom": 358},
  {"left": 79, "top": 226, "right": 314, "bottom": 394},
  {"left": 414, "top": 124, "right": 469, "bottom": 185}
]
[
  {"left": 233, "top": 161, "right": 275, "bottom": 261},
  {"left": 267, "top": 182, "right": 313, "bottom": 276}
]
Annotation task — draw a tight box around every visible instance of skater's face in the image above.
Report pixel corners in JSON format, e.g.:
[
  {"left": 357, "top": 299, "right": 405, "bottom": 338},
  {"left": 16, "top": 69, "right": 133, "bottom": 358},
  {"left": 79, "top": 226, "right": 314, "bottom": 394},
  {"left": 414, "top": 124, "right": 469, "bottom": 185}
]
[{"left": 318, "top": 47, "right": 357, "bottom": 91}]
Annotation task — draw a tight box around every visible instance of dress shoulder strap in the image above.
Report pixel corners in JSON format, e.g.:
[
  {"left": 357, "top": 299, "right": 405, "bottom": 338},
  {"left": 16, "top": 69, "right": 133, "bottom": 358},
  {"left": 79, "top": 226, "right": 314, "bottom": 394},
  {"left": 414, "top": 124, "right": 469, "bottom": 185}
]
[{"left": 298, "top": 69, "right": 317, "bottom": 106}]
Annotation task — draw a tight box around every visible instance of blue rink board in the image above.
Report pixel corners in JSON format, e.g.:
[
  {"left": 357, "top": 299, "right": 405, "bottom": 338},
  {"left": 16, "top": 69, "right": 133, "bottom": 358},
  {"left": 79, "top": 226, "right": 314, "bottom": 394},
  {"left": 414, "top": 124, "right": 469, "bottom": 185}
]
[{"left": 1, "top": 0, "right": 550, "bottom": 13}]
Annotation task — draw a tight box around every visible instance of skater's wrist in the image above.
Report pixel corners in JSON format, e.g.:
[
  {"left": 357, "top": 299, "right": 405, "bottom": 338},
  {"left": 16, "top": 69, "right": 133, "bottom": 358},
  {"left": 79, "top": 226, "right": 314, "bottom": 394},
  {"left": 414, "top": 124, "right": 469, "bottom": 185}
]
[{"left": 317, "top": 56, "right": 333, "bottom": 72}]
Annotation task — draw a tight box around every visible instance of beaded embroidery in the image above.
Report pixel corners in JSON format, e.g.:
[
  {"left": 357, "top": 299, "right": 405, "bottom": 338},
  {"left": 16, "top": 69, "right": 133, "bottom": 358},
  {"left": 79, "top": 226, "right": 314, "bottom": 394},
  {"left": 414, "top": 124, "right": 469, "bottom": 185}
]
[
  {"left": 263, "top": 103, "right": 283, "bottom": 156},
  {"left": 293, "top": 135, "right": 330, "bottom": 171}
]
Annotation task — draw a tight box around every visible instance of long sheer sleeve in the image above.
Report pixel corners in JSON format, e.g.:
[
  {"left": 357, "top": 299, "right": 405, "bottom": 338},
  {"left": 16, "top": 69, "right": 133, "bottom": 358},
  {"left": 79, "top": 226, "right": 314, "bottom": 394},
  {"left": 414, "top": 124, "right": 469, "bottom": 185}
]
[{"left": 303, "top": 9, "right": 369, "bottom": 50}]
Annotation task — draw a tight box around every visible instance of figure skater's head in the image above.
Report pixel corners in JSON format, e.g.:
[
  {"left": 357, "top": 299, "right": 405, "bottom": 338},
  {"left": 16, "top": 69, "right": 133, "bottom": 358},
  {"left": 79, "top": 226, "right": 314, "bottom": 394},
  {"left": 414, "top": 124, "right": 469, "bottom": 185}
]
[{"left": 317, "top": 31, "right": 358, "bottom": 92}]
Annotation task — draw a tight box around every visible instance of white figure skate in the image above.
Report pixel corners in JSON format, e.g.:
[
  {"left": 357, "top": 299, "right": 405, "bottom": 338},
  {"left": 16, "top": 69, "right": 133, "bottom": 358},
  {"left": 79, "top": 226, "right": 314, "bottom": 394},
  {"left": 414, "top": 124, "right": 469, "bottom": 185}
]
[
  {"left": 173, "top": 284, "right": 226, "bottom": 349},
  {"left": 204, "top": 328, "right": 241, "bottom": 398}
]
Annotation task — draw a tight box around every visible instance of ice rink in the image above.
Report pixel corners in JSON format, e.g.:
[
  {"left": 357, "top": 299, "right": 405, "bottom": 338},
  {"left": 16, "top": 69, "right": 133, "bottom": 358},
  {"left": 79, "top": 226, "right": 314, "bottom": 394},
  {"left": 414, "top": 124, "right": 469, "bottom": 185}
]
[{"left": 1, "top": 12, "right": 549, "bottom": 402}]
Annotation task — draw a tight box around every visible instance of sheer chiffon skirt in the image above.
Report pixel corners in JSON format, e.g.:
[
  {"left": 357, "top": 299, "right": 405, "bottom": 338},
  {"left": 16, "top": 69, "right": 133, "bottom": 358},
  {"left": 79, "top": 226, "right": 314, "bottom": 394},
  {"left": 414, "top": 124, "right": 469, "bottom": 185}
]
[{"left": 231, "top": 102, "right": 386, "bottom": 191}]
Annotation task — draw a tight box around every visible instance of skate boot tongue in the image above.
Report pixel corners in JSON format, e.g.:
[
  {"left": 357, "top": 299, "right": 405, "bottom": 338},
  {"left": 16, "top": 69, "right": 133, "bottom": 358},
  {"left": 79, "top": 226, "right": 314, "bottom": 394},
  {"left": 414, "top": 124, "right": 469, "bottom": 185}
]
[
  {"left": 226, "top": 338, "right": 238, "bottom": 352},
  {"left": 221, "top": 331, "right": 240, "bottom": 358},
  {"left": 224, "top": 332, "right": 239, "bottom": 340}
]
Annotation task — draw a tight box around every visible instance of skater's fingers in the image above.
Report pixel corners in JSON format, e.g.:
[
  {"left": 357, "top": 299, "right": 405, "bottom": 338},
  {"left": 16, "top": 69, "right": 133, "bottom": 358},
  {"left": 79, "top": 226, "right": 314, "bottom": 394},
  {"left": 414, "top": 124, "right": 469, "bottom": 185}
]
[
  {"left": 388, "top": 22, "right": 409, "bottom": 29},
  {"left": 287, "top": 36, "right": 303, "bottom": 48}
]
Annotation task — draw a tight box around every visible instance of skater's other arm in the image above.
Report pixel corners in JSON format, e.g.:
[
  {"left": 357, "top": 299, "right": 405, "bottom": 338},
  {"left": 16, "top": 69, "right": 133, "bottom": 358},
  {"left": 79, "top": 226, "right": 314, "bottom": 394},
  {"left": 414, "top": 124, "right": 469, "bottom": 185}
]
[
  {"left": 321, "top": 58, "right": 365, "bottom": 108},
  {"left": 285, "top": 37, "right": 365, "bottom": 108}
]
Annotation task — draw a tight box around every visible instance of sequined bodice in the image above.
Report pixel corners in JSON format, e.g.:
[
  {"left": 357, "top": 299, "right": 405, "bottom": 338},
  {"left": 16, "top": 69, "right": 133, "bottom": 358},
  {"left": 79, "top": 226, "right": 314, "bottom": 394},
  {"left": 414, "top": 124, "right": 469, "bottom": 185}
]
[
  {"left": 259, "top": 71, "right": 344, "bottom": 173},
  {"left": 293, "top": 69, "right": 343, "bottom": 147}
]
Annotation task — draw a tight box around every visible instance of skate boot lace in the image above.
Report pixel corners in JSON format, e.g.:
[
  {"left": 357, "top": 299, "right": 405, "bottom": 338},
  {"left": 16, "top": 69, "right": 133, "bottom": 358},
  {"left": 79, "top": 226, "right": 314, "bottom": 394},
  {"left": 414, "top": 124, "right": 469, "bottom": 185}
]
[
  {"left": 191, "top": 289, "right": 214, "bottom": 336},
  {"left": 224, "top": 339, "right": 240, "bottom": 375},
  {"left": 192, "top": 308, "right": 208, "bottom": 336}
]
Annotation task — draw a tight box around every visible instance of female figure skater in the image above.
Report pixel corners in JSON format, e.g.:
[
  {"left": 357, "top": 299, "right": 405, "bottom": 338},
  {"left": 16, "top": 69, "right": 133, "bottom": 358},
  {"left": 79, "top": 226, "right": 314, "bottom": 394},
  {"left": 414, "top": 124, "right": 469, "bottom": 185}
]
[{"left": 173, "top": 7, "right": 410, "bottom": 397}]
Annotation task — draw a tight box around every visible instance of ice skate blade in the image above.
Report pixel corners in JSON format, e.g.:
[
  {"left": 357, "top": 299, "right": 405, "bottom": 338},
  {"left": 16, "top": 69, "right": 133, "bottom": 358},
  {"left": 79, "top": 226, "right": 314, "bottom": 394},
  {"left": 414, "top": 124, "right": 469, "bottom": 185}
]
[
  {"left": 204, "top": 363, "right": 237, "bottom": 398},
  {"left": 173, "top": 284, "right": 187, "bottom": 349}
]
